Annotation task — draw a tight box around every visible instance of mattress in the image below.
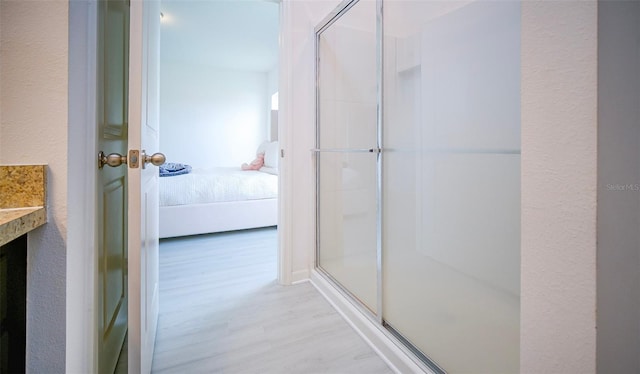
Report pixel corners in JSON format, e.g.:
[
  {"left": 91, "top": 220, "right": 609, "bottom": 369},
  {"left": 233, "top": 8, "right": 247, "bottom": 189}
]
[{"left": 159, "top": 167, "right": 278, "bottom": 207}]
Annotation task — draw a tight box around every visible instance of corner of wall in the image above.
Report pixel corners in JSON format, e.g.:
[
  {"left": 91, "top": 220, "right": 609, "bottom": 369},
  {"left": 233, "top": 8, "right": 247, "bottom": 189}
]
[{"left": 520, "top": 1, "right": 598, "bottom": 372}]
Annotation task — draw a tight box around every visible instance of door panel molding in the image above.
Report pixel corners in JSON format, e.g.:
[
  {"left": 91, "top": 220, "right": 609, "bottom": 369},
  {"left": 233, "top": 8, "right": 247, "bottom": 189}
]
[
  {"left": 101, "top": 177, "right": 126, "bottom": 337},
  {"left": 98, "top": 0, "right": 130, "bottom": 372}
]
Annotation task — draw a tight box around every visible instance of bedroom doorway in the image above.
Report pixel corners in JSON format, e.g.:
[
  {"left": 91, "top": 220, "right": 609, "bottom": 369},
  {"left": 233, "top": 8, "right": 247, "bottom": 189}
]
[{"left": 155, "top": 0, "right": 281, "bottom": 283}]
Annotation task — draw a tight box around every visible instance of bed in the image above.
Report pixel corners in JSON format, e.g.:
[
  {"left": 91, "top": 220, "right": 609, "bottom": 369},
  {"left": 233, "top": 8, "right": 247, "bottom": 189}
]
[{"left": 159, "top": 142, "right": 279, "bottom": 238}]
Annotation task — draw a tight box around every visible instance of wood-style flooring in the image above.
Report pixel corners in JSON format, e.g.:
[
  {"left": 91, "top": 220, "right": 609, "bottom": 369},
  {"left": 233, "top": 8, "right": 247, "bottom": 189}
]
[{"left": 151, "top": 227, "right": 393, "bottom": 373}]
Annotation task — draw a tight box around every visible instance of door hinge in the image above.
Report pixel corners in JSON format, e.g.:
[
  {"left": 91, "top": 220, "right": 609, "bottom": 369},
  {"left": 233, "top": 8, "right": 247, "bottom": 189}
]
[{"left": 129, "top": 150, "right": 140, "bottom": 168}]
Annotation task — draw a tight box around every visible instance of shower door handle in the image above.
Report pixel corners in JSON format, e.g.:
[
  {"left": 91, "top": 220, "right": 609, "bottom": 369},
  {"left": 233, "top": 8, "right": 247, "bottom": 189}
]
[{"left": 311, "top": 148, "right": 382, "bottom": 153}]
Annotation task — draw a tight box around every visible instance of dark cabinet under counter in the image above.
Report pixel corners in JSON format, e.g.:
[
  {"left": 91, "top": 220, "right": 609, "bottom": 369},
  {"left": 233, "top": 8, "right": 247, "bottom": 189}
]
[{"left": 0, "top": 234, "right": 26, "bottom": 374}]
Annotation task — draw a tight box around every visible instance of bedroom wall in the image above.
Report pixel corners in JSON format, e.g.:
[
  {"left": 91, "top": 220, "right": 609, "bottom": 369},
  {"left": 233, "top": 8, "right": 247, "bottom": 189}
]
[
  {"left": 268, "top": 66, "right": 278, "bottom": 97},
  {"left": 159, "top": 60, "right": 269, "bottom": 168},
  {"left": 267, "top": 66, "right": 279, "bottom": 141}
]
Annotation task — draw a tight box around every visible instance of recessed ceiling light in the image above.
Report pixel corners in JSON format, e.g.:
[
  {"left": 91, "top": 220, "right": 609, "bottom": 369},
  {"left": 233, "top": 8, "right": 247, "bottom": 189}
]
[{"left": 160, "top": 11, "right": 170, "bottom": 24}]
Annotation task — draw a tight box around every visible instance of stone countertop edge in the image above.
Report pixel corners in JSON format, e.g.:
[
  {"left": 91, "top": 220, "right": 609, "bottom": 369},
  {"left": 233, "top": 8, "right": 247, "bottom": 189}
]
[
  {"left": 0, "top": 165, "right": 47, "bottom": 246},
  {"left": 0, "top": 207, "right": 46, "bottom": 247}
]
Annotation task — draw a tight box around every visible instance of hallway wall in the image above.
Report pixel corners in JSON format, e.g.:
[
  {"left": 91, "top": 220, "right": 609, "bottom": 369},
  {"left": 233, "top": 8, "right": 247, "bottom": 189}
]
[{"left": 0, "top": 1, "right": 69, "bottom": 372}]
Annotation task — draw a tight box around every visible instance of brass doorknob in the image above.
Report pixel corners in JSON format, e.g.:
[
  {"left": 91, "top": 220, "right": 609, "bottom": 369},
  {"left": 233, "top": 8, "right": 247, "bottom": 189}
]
[
  {"left": 98, "top": 151, "right": 126, "bottom": 169},
  {"left": 141, "top": 150, "right": 166, "bottom": 169}
]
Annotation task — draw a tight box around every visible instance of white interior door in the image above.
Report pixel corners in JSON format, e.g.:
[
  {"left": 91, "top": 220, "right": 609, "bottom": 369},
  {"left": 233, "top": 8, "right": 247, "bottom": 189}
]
[{"left": 127, "top": 0, "right": 161, "bottom": 373}]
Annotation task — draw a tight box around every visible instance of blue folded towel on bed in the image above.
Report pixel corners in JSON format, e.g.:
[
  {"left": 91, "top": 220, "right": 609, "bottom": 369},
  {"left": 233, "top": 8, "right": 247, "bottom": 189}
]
[{"left": 159, "top": 162, "right": 192, "bottom": 177}]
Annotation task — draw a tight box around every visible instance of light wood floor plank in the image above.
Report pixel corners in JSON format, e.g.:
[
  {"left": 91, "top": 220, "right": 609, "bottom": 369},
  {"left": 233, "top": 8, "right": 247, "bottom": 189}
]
[{"left": 151, "top": 227, "right": 392, "bottom": 374}]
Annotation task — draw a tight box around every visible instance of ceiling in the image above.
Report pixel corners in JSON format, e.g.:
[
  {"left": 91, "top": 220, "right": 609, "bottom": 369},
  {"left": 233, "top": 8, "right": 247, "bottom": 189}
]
[{"left": 160, "top": 0, "right": 280, "bottom": 72}]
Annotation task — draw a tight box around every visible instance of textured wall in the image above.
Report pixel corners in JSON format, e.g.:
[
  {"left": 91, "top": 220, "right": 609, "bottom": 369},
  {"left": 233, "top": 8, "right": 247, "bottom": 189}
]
[
  {"left": 521, "top": 1, "right": 598, "bottom": 373},
  {"left": 0, "top": 1, "right": 68, "bottom": 372}
]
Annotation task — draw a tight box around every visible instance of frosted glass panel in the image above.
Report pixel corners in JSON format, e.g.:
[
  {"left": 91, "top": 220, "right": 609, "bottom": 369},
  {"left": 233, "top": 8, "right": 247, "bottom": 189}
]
[
  {"left": 382, "top": 1, "right": 521, "bottom": 372},
  {"left": 318, "top": 0, "right": 377, "bottom": 150},
  {"left": 318, "top": 152, "right": 377, "bottom": 311},
  {"left": 317, "top": 0, "right": 378, "bottom": 313}
]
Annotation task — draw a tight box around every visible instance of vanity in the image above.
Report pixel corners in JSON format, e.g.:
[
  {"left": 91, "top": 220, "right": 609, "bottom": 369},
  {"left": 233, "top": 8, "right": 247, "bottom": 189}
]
[{"left": 0, "top": 165, "right": 46, "bottom": 373}]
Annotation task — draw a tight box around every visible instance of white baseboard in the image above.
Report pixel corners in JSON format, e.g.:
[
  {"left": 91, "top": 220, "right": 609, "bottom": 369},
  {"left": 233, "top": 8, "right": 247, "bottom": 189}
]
[
  {"left": 291, "top": 269, "right": 310, "bottom": 284},
  {"left": 310, "top": 270, "right": 434, "bottom": 374}
]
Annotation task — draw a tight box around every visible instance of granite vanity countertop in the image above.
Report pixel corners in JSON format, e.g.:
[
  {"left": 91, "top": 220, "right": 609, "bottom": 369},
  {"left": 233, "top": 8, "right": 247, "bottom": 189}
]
[
  {"left": 0, "top": 165, "right": 47, "bottom": 247},
  {"left": 0, "top": 207, "right": 46, "bottom": 247}
]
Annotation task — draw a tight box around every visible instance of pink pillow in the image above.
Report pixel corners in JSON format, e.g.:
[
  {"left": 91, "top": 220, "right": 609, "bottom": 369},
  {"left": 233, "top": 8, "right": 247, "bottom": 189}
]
[{"left": 241, "top": 153, "right": 265, "bottom": 171}]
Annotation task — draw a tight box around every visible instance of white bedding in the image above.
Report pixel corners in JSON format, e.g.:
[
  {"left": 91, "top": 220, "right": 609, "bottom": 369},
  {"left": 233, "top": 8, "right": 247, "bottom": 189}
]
[{"left": 159, "top": 167, "right": 278, "bottom": 207}]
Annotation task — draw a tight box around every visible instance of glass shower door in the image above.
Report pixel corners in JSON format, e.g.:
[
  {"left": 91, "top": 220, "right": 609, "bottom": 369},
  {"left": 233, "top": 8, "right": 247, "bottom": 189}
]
[
  {"left": 316, "top": 0, "right": 378, "bottom": 313},
  {"left": 316, "top": 1, "right": 521, "bottom": 371},
  {"left": 381, "top": 1, "right": 521, "bottom": 372}
]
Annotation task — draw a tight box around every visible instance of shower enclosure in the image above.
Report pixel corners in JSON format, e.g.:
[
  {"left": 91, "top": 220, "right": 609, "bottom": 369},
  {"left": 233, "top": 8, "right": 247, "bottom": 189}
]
[{"left": 314, "top": 0, "right": 521, "bottom": 372}]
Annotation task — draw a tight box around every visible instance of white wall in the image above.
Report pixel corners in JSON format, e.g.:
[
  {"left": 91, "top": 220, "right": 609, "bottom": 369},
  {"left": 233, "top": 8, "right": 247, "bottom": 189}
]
[
  {"left": 0, "top": 1, "right": 68, "bottom": 372},
  {"left": 159, "top": 61, "right": 269, "bottom": 168},
  {"left": 521, "top": 1, "right": 598, "bottom": 373},
  {"left": 597, "top": 1, "right": 640, "bottom": 372},
  {"left": 267, "top": 66, "right": 278, "bottom": 98}
]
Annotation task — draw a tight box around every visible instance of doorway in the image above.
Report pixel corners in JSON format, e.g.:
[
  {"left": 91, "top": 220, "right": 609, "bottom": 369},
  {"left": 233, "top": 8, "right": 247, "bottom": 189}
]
[
  {"left": 148, "top": 2, "right": 282, "bottom": 369},
  {"left": 156, "top": 0, "right": 280, "bottom": 240}
]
